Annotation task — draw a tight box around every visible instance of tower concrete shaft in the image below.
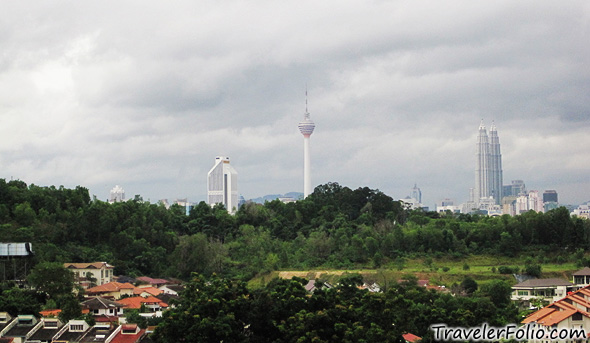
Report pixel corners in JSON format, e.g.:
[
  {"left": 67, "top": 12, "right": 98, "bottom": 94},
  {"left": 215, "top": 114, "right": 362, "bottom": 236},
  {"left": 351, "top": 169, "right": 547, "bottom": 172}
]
[{"left": 298, "top": 110, "right": 315, "bottom": 198}]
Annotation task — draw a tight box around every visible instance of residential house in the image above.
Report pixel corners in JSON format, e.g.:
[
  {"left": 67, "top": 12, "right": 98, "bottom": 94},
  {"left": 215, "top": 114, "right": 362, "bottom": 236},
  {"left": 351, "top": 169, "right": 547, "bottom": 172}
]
[
  {"left": 64, "top": 262, "right": 114, "bottom": 289},
  {"left": 110, "top": 324, "right": 146, "bottom": 343},
  {"left": 133, "top": 287, "right": 162, "bottom": 298},
  {"left": 573, "top": 267, "right": 590, "bottom": 287},
  {"left": 304, "top": 280, "right": 334, "bottom": 293},
  {"left": 158, "top": 285, "right": 183, "bottom": 296},
  {"left": 0, "top": 313, "right": 12, "bottom": 334},
  {"left": 155, "top": 293, "right": 178, "bottom": 308},
  {"left": 117, "top": 296, "right": 168, "bottom": 314},
  {"left": 0, "top": 315, "right": 41, "bottom": 343},
  {"left": 135, "top": 277, "right": 168, "bottom": 288},
  {"left": 26, "top": 317, "right": 63, "bottom": 343},
  {"left": 511, "top": 278, "right": 576, "bottom": 304},
  {"left": 86, "top": 282, "right": 136, "bottom": 300},
  {"left": 52, "top": 319, "right": 90, "bottom": 343},
  {"left": 78, "top": 323, "right": 119, "bottom": 343},
  {"left": 81, "top": 298, "right": 124, "bottom": 321},
  {"left": 522, "top": 285, "right": 590, "bottom": 340}
]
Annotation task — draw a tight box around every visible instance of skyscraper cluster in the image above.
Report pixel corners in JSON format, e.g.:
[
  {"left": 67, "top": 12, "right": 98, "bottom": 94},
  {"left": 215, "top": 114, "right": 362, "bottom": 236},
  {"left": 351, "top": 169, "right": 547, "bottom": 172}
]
[{"left": 474, "top": 121, "right": 503, "bottom": 205}]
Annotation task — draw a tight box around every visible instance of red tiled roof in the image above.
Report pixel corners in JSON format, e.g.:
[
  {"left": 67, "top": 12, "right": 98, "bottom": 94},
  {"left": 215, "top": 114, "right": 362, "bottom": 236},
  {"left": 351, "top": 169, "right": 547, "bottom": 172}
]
[
  {"left": 87, "top": 282, "right": 136, "bottom": 294},
  {"left": 117, "top": 296, "right": 168, "bottom": 309},
  {"left": 110, "top": 328, "right": 145, "bottom": 343},
  {"left": 403, "top": 333, "right": 422, "bottom": 343},
  {"left": 95, "top": 315, "right": 120, "bottom": 323}
]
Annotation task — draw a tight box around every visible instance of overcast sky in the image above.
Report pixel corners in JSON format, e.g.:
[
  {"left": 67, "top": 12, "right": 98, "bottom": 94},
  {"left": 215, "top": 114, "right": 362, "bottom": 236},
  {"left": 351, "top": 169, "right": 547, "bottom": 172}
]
[{"left": 1, "top": 1, "right": 588, "bottom": 207}]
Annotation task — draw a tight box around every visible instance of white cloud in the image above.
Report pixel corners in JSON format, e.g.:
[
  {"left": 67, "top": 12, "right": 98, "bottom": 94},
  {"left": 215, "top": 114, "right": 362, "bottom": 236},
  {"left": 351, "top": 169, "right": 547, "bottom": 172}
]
[{"left": 0, "top": 0, "right": 588, "bottom": 206}]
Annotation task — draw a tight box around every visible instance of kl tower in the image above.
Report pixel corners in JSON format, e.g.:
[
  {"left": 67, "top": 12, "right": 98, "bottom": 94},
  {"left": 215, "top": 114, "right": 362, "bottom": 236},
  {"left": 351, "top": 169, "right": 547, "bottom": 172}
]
[{"left": 298, "top": 94, "right": 315, "bottom": 198}]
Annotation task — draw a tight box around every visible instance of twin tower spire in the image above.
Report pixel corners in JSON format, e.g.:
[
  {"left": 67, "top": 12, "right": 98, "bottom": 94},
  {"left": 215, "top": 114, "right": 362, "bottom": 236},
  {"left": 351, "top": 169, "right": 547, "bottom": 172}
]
[{"left": 475, "top": 120, "right": 503, "bottom": 205}]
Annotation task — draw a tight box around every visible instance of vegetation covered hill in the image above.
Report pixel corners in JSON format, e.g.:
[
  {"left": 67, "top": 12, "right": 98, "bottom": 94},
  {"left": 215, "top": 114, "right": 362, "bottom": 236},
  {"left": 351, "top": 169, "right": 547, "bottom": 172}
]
[
  {"left": 1, "top": 179, "right": 589, "bottom": 282},
  {"left": 1, "top": 178, "right": 589, "bottom": 341}
]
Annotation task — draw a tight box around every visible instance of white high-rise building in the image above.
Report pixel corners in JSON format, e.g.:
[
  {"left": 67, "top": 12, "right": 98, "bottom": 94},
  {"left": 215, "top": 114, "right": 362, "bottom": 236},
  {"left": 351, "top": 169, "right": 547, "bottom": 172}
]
[
  {"left": 207, "top": 156, "right": 238, "bottom": 213},
  {"left": 488, "top": 123, "right": 503, "bottom": 203},
  {"left": 109, "top": 185, "right": 125, "bottom": 203},
  {"left": 298, "top": 97, "right": 315, "bottom": 198},
  {"left": 474, "top": 121, "right": 503, "bottom": 205}
]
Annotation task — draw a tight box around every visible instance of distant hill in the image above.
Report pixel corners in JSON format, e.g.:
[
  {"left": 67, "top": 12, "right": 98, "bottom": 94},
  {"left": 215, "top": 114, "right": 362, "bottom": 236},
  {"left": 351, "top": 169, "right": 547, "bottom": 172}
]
[{"left": 249, "top": 192, "right": 303, "bottom": 204}]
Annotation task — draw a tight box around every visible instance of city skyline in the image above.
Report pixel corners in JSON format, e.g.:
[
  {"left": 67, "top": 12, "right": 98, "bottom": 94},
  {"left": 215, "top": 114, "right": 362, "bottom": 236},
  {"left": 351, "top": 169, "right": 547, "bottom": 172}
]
[{"left": 0, "top": 2, "right": 588, "bottom": 207}]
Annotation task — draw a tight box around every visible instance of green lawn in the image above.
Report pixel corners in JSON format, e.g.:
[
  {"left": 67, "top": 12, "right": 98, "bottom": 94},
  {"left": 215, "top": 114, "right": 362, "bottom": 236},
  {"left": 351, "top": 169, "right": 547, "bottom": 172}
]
[{"left": 249, "top": 254, "right": 581, "bottom": 289}]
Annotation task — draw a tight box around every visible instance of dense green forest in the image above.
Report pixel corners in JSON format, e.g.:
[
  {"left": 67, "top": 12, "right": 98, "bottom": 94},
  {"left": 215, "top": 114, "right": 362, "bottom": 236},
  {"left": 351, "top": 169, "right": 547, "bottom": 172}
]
[
  {"left": 152, "top": 273, "right": 517, "bottom": 343},
  {"left": 1, "top": 179, "right": 589, "bottom": 280}
]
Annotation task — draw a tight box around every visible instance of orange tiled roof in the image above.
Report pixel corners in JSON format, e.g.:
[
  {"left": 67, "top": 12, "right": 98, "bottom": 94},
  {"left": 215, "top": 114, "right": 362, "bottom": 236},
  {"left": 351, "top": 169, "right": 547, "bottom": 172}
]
[
  {"left": 538, "top": 309, "right": 577, "bottom": 326},
  {"left": 523, "top": 306, "right": 557, "bottom": 324},
  {"left": 39, "top": 309, "right": 62, "bottom": 317},
  {"left": 117, "top": 296, "right": 168, "bottom": 309},
  {"left": 133, "top": 287, "right": 163, "bottom": 296},
  {"left": 523, "top": 285, "right": 590, "bottom": 327},
  {"left": 64, "top": 262, "right": 113, "bottom": 269},
  {"left": 87, "top": 282, "right": 136, "bottom": 294}
]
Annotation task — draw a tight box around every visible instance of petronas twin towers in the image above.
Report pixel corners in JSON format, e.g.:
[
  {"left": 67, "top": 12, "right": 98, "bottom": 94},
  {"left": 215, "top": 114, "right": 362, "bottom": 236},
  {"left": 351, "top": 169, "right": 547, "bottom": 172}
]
[{"left": 475, "top": 121, "right": 503, "bottom": 205}]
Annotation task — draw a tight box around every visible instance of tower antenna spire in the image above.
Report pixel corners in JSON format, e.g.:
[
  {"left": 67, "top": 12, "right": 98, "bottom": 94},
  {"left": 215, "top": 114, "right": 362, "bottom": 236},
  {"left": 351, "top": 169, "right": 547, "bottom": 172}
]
[{"left": 305, "top": 83, "right": 308, "bottom": 114}]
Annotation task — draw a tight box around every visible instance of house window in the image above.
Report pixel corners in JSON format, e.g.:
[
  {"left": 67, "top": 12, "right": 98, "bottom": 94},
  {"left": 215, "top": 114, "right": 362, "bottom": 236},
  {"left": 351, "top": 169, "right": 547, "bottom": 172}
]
[
  {"left": 517, "top": 290, "right": 529, "bottom": 296},
  {"left": 109, "top": 309, "right": 114, "bottom": 314},
  {"left": 70, "top": 324, "right": 84, "bottom": 331},
  {"left": 572, "top": 313, "right": 583, "bottom": 321},
  {"left": 44, "top": 321, "right": 58, "bottom": 328},
  {"left": 93, "top": 309, "right": 99, "bottom": 314}
]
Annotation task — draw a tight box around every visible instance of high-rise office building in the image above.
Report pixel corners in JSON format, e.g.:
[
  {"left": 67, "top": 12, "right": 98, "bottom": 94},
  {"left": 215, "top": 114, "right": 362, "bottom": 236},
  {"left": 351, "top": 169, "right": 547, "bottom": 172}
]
[
  {"left": 474, "top": 121, "right": 503, "bottom": 205},
  {"left": 298, "top": 95, "right": 315, "bottom": 198},
  {"left": 543, "top": 190, "right": 558, "bottom": 203},
  {"left": 207, "top": 156, "right": 238, "bottom": 213},
  {"left": 109, "top": 185, "right": 125, "bottom": 203},
  {"left": 412, "top": 184, "right": 422, "bottom": 204}
]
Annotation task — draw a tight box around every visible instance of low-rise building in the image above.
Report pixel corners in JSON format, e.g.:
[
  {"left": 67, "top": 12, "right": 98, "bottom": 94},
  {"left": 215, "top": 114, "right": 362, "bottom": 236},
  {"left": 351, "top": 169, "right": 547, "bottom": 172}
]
[
  {"left": 0, "top": 315, "right": 41, "bottom": 343},
  {"left": 27, "top": 317, "right": 63, "bottom": 343},
  {"left": 573, "top": 267, "right": 590, "bottom": 287},
  {"left": 86, "top": 282, "right": 136, "bottom": 300},
  {"left": 64, "top": 262, "right": 114, "bottom": 289},
  {"left": 81, "top": 298, "right": 124, "bottom": 321},
  {"left": 511, "top": 278, "right": 576, "bottom": 304},
  {"left": 522, "top": 285, "right": 590, "bottom": 340}
]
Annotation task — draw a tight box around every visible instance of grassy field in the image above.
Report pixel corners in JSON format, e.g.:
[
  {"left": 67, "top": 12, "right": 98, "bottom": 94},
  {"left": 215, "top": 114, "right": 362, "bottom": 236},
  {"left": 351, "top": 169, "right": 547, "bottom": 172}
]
[{"left": 248, "top": 254, "right": 580, "bottom": 289}]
